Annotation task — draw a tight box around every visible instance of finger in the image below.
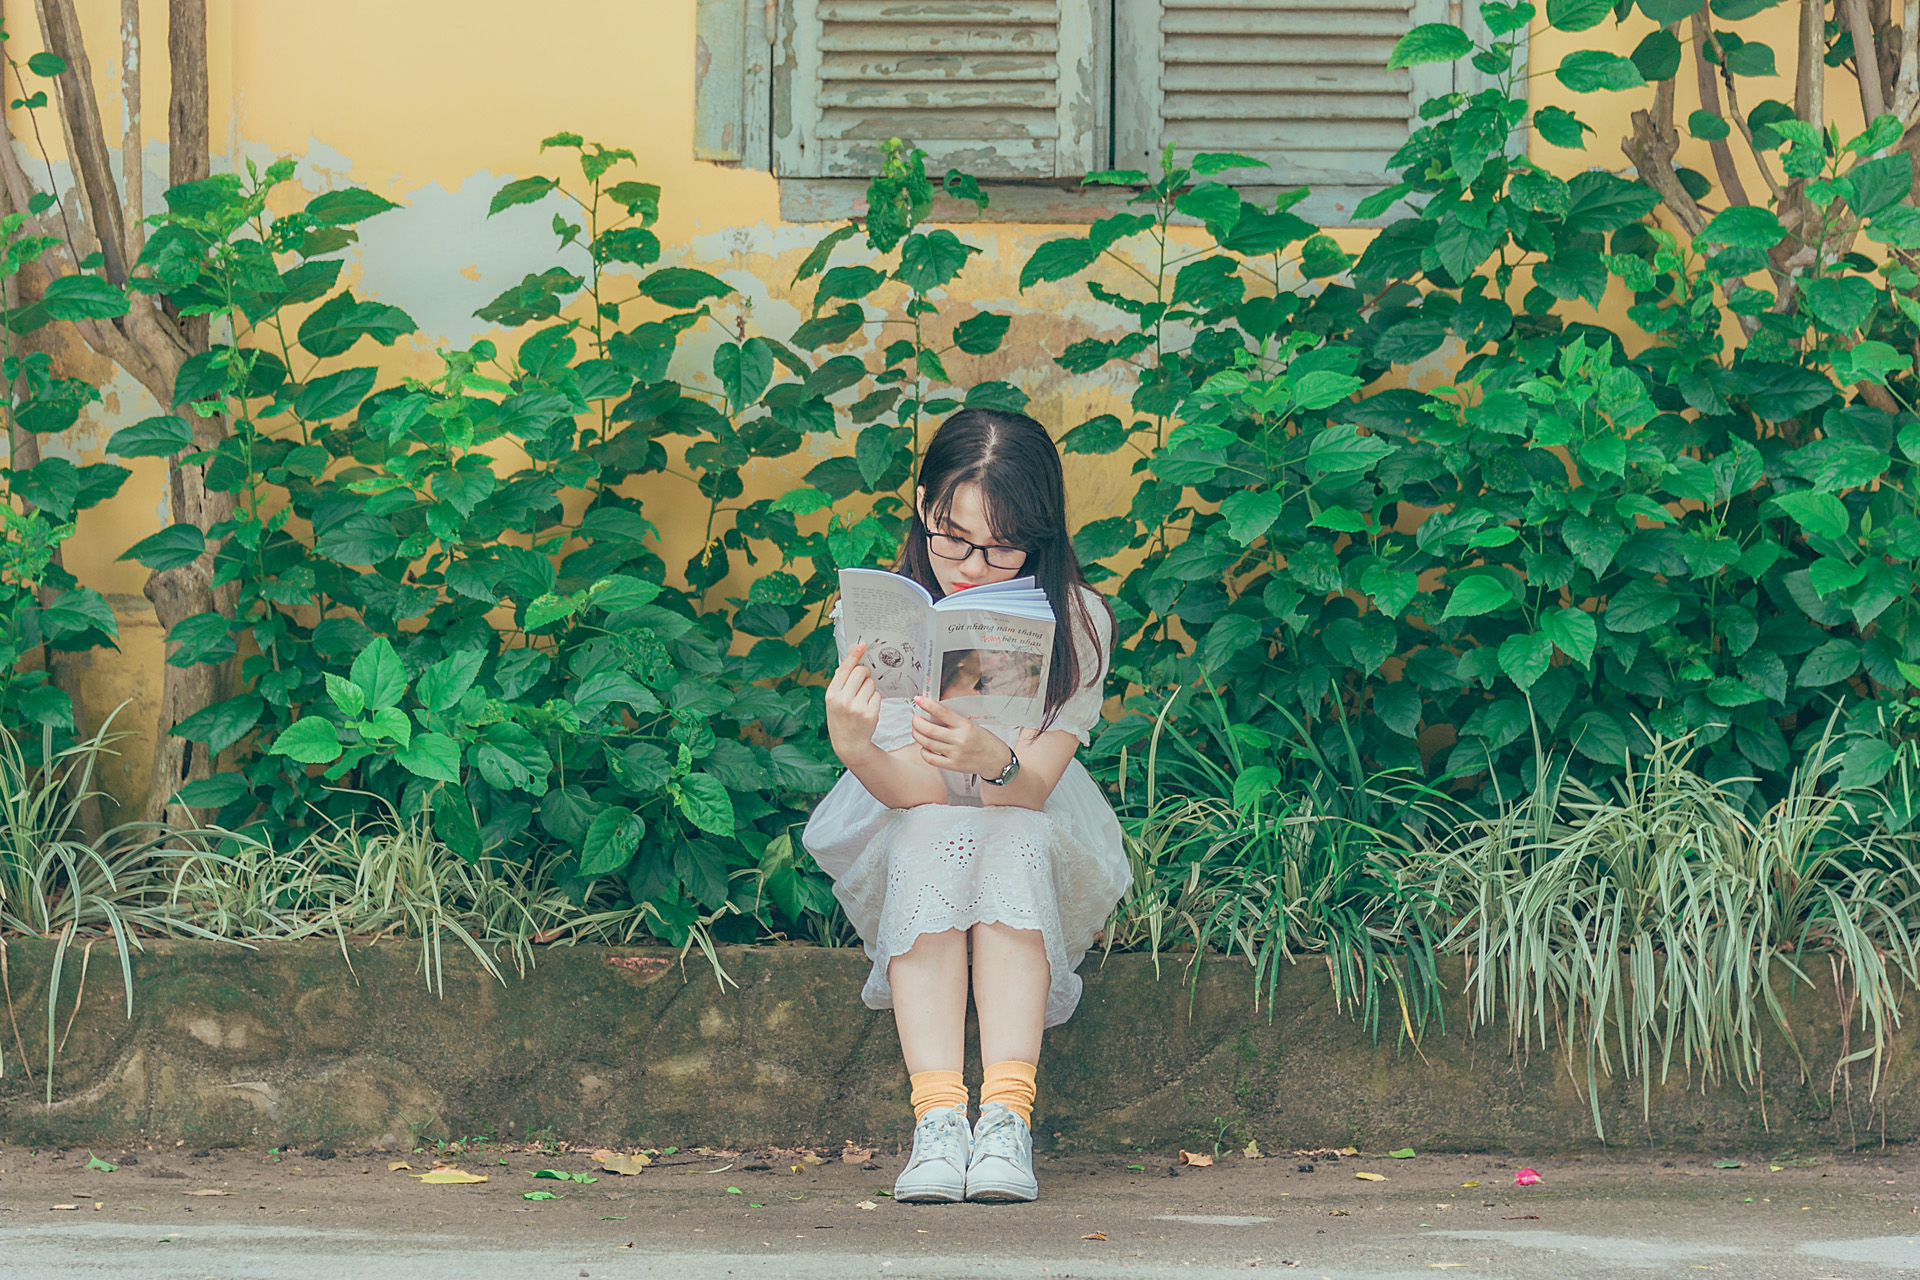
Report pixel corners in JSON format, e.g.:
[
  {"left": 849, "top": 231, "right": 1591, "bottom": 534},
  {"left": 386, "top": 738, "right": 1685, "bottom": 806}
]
[
  {"left": 834, "top": 643, "right": 867, "bottom": 678},
  {"left": 912, "top": 714, "right": 957, "bottom": 743},
  {"left": 912, "top": 696, "right": 962, "bottom": 727}
]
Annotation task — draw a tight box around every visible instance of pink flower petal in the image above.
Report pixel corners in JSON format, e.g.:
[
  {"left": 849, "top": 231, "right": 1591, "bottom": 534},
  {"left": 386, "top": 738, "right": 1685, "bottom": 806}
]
[{"left": 1514, "top": 1168, "right": 1543, "bottom": 1186}]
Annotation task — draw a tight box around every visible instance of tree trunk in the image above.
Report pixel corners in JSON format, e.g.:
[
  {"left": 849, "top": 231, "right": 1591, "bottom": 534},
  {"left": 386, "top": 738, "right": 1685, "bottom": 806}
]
[{"left": 143, "top": 0, "right": 227, "bottom": 826}]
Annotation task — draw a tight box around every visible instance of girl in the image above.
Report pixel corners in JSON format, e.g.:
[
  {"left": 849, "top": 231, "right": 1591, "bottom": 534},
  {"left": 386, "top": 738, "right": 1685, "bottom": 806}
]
[{"left": 804, "top": 408, "right": 1127, "bottom": 1205}]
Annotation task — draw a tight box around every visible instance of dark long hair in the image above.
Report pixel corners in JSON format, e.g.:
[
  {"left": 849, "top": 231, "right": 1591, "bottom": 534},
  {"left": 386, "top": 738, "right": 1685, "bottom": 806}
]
[{"left": 896, "top": 408, "right": 1110, "bottom": 727}]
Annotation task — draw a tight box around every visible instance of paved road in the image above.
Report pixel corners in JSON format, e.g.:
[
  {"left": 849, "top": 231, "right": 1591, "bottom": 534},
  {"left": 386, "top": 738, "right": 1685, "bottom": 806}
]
[{"left": 5, "top": 1143, "right": 1920, "bottom": 1277}]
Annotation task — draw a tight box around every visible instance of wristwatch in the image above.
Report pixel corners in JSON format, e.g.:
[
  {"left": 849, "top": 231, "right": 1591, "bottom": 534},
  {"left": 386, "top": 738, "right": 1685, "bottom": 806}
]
[{"left": 983, "top": 745, "right": 1021, "bottom": 787}]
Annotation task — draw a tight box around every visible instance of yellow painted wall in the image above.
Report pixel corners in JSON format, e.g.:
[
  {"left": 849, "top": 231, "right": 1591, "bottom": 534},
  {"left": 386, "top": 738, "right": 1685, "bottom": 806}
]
[{"left": 6, "top": 1, "right": 1871, "bottom": 813}]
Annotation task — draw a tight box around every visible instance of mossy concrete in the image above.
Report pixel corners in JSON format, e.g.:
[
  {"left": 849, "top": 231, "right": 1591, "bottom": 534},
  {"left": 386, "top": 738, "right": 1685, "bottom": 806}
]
[{"left": 0, "top": 938, "right": 1911, "bottom": 1153}]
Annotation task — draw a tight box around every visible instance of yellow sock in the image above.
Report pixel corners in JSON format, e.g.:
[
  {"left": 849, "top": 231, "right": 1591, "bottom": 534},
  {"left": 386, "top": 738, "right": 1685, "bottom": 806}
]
[
  {"left": 909, "top": 1069, "right": 968, "bottom": 1122},
  {"left": 980, "top": 1059, "right": 1037, "bottom": 1126}
]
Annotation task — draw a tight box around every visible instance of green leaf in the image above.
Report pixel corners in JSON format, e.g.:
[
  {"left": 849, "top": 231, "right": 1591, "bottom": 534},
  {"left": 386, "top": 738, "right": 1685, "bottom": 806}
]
[
  {"left": 1232, "top": 765, "right": 1284, "bottom": 810},
  {"left": 418, "top": 649, "right": 486, "bottom": 711},
  {"left": 1688, "top": 110, "right": 1732, "bottom": 140},
  {"left": 952, "top": 311, "right": 1010, "bottom": 355},
  {"left": 1303, "top": 425, "right": 1393, "bottom": 475},
  {"left": 1073, "top": 516, "right": 1134, "bottom": 562},
  {"left": 1542, "top": 606, "right": 1598, "bottom": 665},
  {"left": 1548, "top": 0, "right": 1611, "bottom": 31},
  {"left": 637, "top": 267, "right": 733, "bottom": 309},
  {"left": 1802, "top": 276, "right": 1877, "bottom": 332},
  {"left": 1797, "top": 638, "right": 1862, "bottom": 687},
  {"left": 435, "top": 789, "right": 483, "bottom": 863},
  {"left": 1556, "top": 51, "right": 1646, "bottom": 93},
  {"left": 1604, "top": 579, "right": 1679, "bottom": 632},
  {"left": 1838, "top": 738, "right": 1897, "bottom": 790},
  {"left": 1699, "top": 204, "right": 1785, "bottom": 249},
  {"left": 324, "top": 672, "right": 365, "bottom": 718},
  {"left": 40, "top": 274, "right": 129, "bottom": 321},
  {"left": 473, "top": 723, "right": 554, "bottom": 795},
  {"left": 1219, "top": 490, "right": 1287, "bottom": 545},
  {"left": 1631, "top": 29, "right": 1683, "bottom": 80},
  {"left": 674, "top": 772, "right": 736, "bottom": 835},
  {"left": 1388, "top": 23, "right": 1473, "bottom": 67},
  {"left": 173, "top": 694, "right": 265, "bottom": 754},
  {"left": 895, "top": 229, "right": 978, "bottom": 293},
  {"left": 172, "top": 773, "right": 250, "bottom": 809},
  {"left": 579, "top": 805, "right": 647, "bottom": 878},
  {"left": 1847, "top": 152, "right": 1913, "bottom": 216},
  {"left": 166, "top": 612, "right": 234, "bottom": 667},
  {"left": 488, "top": 175, "right": 559, "bottom": 216},
  {"left": 1534, "top": 106, "right": 1593, "bottom": 149},
  {"left": 1570, "top": 711, "right": 1630, "bottom": 764},
  {"left": 292, "top": 366, "right": 378, "bottom": 421},
  {"left": 1019, "top": 237, "right": 1101, "bottom": 290},
  {"left": 106, "top": 414, "right": 193, "bottom": 458},
  {"left": 1441, "top": 575, "right": 1513, "bottom": 619},
  {"left": 351, "top": 636, "right": 408, "bottom": 710},
  {"left": 1360, "top": 564, "right": 1419, "bottom": 618},
  {"left": 119, "top": 524, "right": 205, "bottom": 571},
  {"left": 1771, "top": 489, "right": 1851, "bottom": 540},
  {"left": 306, "top": 188, "right": 401, "bottom": 225},
  {"left": 794, "top": 223, "right": 859, "bottom": 283},
  {"left": 27, "top": 51, "right": 66, "bottom": 77},
  {"left": 396, "top": 732, "right": 462, "bottom": 783},
  {"left": 1739, "top": 363, "right": 1836, "bottom": 420},
  {"left": 1498, "top": 631, "right": 1554, "bottom": 691},
  {"left": 1202, "top": 614, "right": 1263, "bottom": 671}
]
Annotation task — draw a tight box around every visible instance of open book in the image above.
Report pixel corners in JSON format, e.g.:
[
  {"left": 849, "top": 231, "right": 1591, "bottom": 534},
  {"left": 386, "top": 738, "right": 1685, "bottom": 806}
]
[{"left": 838, "top": 568, "right": 1056, "bottom": 728}]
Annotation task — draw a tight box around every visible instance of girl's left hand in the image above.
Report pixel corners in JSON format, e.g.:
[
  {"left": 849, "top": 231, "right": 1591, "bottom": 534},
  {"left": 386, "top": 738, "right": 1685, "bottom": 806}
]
[{"left": 911, "top": 696, "right": 1012, "bottom": 777}]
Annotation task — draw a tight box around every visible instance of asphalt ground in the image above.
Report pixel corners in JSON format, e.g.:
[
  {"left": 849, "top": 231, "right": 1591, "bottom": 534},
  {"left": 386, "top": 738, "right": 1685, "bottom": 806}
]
[{"left": 5, "top": 1139, "right": 1920, "bottom": 1277}]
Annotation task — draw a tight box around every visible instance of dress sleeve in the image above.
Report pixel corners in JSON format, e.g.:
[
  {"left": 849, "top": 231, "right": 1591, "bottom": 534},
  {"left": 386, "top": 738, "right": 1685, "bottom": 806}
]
[{"left": 1047, "top": 588, "right": 1113, "bottom": 747}]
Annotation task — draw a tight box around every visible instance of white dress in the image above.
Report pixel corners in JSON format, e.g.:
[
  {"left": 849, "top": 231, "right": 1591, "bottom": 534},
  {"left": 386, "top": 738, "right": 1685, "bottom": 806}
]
[{"left": 802, "top": 586, "right": 1130, "bottom": 1028}]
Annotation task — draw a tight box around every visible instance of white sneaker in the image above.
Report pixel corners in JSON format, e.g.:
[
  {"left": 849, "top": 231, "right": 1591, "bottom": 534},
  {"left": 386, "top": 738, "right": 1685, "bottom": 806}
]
[
  {"left": 964, "top": 1102, "right": 1038, "bottom": 1202},
  {"left": 893, "top": 1106, "right": 971, "bottom": 1203}
]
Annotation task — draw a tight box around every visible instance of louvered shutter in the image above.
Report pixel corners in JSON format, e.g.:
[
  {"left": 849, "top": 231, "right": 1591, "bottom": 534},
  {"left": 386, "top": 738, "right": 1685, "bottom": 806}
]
[
  {"left": 1113, "top": 0, "right": 1454, "bottom": 198},
  {"left": 774, "top": 0, "right": 1101, "bottom": 179}
]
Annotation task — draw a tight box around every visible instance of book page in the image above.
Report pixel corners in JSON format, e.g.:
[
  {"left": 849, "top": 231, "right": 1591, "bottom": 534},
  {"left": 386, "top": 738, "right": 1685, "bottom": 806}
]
[
  {"left": 932, "top": 609, "right": 1055, "bottom": 728},
  {"left": 837, "top": 569, "right": 934, "bottom": 701}
]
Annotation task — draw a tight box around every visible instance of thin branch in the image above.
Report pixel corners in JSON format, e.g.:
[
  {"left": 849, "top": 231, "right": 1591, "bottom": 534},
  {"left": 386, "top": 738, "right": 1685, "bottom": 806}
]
[
  {"left": 1797, "top": 0, "right": 1826, "bottom": 136},
  {"left": 1625, "top": 107, "right": 1708, "bottom": 236},
  {"left": 32, "top": 0, "right": 129, "bottom": 285},
  {"left": 1691, "top": 11, "right": 1751, "bottom": 207},
  {"left": 118, "top": 0, "right": 143, "bottom": 269},
  {"left": 1702, "top": 19, "right": 1788, "bottom": 202},
  {"left": 1894, "top": 0, "right": 1920, "bottom": 122}
]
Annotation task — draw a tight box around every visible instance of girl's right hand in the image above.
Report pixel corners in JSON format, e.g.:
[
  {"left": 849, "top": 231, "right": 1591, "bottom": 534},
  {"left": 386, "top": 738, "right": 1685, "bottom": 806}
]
[{"left": 824, "top": 643, "right": 882, "bottom": 762}]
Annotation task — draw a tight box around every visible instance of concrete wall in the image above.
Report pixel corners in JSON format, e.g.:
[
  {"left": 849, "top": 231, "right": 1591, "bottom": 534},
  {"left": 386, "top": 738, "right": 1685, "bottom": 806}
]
[{"left": 0, "top": 939, "right": 1911, "bottom": 1153}]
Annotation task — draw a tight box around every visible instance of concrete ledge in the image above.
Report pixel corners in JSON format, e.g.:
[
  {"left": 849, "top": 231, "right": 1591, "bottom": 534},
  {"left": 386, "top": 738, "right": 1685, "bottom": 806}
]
[{"left": 0, "top": 939, "right": 1912, "bottom": 1153}]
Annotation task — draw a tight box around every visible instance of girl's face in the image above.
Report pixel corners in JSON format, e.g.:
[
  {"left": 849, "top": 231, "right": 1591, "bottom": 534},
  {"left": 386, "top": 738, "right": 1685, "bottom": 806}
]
[{"left": 917, "top": 481, "right": 1024, "bottom": 595}]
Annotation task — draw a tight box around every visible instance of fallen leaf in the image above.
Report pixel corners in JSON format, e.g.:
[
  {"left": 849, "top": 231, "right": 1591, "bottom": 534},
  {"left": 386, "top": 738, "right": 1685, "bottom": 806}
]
[
  {"left": 1430, "top": 1266, "right": 1470, "bottom": 1270},
  {"left": 1355, "top": 1171, "right": 1387, "bottom": 1182},
  {"left": 857, "top": 1200, "right": 877, "bottom": 1210},
  {"left": 1082, "top": 1232, "right": 1108, "bottom": 1240},
  {"left": 532, "top": 1170, "right": 597, "bottom": 1183},
  {"left": 1243, "top": 1140, "right": 1263, "bottom": 1159},
  {"left": 51, "top": 1205, "right": 78, "bottom": 1211},
  {"left": 1514, "top": 1168, "right": 1542, "bottom": 1186},
  {"left": 1328, "top": 1209, "right": 1350, "bottom": 1217},
  {"left": 595, "top": 1150, "right": 650, "bottom": 1176},
  {"left": 86, "top": 1155, "right": 117, "bottom": 1173},
  {"left": 1389, "top": 1148, "right": 1417, "bottom": 1159},
  {"left": 790, "top": 1164, "right": 802, "bottom": 1173},
  {"left": 413, "top": 1169, "right": 487, "bottom": 1184},
  {"left": 1713, "top": 1160, "right": 1743, "bottom": 1169},
  {"left": 1127, "top": 1163, "right": 1146, "bottom": 1171},
  {"left": 842, "top": 1147, "right": 874, "bottom": 1165},
  {"left": 523, "top": 1190, "right": 559, "bottom": 1201},
  {"left": 705, "top": 1164, "right": 735, "bottom": 1174},
  {"left": 1461, "top": 1181, "right": 1481, "bottom": 1188},
  {"left": 182, "top": 1190, "right": 229, "bottom": 1197},
  {"left": 1503, "top": 1214, "right": 1541, "bottom": 1220},
  {"left": 388, "top": 1162, "right": 412, "bottom": 1172},
  {"left": 1769, "top": 1164, "right": 1784, "bottom": 1172},
  {"left": 1178, "top": 1150, "right": 1214, "bottom": 1167},
  {"left": 1337, "top": 1146, "right": 1358, "bottom": 1156}
]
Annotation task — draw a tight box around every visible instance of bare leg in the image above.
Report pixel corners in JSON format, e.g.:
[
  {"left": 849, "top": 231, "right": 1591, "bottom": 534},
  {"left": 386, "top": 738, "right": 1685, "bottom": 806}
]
[
  {"left": 969, "top": 921, "right": 1049, "bottom": 1066},
  {"left": 888, "top": 928, "right": 970, "bottom": 1074}
]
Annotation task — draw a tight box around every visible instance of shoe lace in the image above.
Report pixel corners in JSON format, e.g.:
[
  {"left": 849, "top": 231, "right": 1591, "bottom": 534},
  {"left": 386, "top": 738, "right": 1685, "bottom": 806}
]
[
  {"left": 972, "top": 1106, "right": 1025, "bottom": 1161},
  {"left": 912, "top": 1109, "right": 967, "bottom": 1165}
]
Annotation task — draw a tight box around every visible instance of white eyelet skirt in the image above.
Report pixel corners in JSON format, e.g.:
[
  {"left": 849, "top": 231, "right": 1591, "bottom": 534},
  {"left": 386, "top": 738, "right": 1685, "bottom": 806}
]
[{"left": 802, "top": 756, "right": 1130, "bottom": 1029}]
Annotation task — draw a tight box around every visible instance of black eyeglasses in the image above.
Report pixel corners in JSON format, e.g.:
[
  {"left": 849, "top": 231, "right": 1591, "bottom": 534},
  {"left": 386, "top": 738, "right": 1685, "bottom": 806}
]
[{"left": 927, "top": 530, "right": 1028, "bottom": 570}]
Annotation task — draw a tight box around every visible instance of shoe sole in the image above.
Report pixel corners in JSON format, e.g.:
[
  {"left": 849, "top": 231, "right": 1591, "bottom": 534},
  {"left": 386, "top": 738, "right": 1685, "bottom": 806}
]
[
  {"left": 964, "top": 1181, "right": 1038, "bottom": 1203},
  {"left": 894, "top": 1189, "right": 965, "bottom": 1204}
]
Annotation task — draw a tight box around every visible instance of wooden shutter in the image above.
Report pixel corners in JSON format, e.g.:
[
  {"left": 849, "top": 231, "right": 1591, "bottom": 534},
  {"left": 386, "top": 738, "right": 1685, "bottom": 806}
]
[
  {"left": 1113, "top": 0, "right": 1454, "bottom": 197},
  {"left": 774, "top": 0, "right": 1101, "bottom": 179}
]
